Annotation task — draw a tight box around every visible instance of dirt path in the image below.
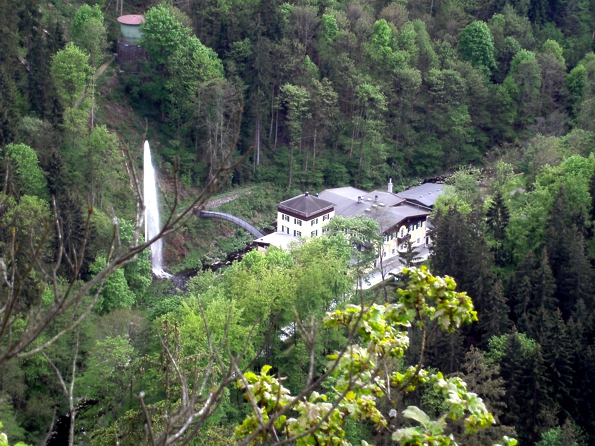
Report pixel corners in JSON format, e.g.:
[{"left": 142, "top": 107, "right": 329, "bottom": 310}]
[
  {"left": 74, "top": 57, "right": 114, "bottom": 109},
  {"left": 206, "top": 187, "right": 255, "bottom": 209}
]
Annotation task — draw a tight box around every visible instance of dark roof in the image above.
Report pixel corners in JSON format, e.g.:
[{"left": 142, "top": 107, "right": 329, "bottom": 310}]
[
  {"left": 362, "top": 190, "right": 405, "bottom": 207},
  {"left": 317, "top": 188, "right": 429, "bottom": 230},
  {"left": 318, "top": 190, "right": 366, "bottom": 217},
  {"left": 117, "top": 15, "right": 145, "bottom": 25},
  {"left": 277, "top": 193, "right": 334, "bottom": 218},
  {"left": 396, "top": 183, "right": 444, "bottom": 208}
]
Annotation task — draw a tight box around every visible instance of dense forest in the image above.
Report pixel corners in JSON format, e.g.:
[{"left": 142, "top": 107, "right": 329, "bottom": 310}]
[{"left": 1, "top": 0, "right": 595, "bottom": 444}]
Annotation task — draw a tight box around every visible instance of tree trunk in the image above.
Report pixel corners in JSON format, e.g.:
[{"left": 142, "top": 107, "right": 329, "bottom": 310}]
[
  {"left": 269, "top": 88, "right": 275, "bottom": 141},
  {"left": 254, "top": 116, "right": 260, "bottom": 174},
  {"left": 274, "top": 107, "right": 279, "bottom": 150},
  {"left": 312, "top": 128, "right": 317, "bottom": 168},
  {"left": 288, "top": 141, "right": 294, "bottom": 188}
]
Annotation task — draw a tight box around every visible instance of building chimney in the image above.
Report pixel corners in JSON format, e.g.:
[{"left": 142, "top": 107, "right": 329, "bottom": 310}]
[
  {"left": 388, "top": 178, "right": 393, "bottom": 193},
  {"left": 375, "top": 195, "right": 379, "bottom": 203},
  {"left": 305, "top": 191, "right": 309, "bottom": 196},
  {"left": 358, "top": 196, "right": 363, "bottom": 203},
  {"left": 315, "top": 193, "right": 319, "bottom": 197}
]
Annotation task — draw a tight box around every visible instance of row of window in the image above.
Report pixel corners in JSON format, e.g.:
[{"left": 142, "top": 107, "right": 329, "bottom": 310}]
[
  {"left": 279, "top": 226, "right": 322, "bottom": 238},
  {"left": 280, "top": 213, "right": 332, "bottom": 226},
  {"left": 399, "top": 221, "right": 424, "bottom": 238}
]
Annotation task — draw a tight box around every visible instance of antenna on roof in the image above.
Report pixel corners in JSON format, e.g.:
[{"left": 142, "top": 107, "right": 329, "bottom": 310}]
[{"left": 388, "top": 178, "right": 393, "bottom": 193}]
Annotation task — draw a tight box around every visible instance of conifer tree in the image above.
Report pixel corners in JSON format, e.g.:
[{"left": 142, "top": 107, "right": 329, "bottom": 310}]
[
  {"left": 0, "top": 67, "right": 19, "bottom": 146},
  {"left": 532, "top": 247, "right": 558, "bottom": 312},
  {"left": 479, "top": 278, "right": 511, "bottom": 344},
  {"left": 546, "top": 186, "right": 595, "bottom": 318},
  {"left": 486, "top": 190, "right": 510, "bottom": 266},
  {"left": 450, "top": 347, "right": 517, "bottom": 444},
  {"left": 427, "top": 328, "right": 466, "bottom": 375},
  {"left": 542, "top": 309, "right": 575, "bottom": 420},
  {"left": 498, "top": 332, "right": 554, "bottom": 444},
  {"left": 510, "top": 250, "right": 535, "bottom": 332}
]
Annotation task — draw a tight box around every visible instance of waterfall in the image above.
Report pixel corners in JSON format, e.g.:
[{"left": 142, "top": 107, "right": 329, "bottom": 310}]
[{"left": 143, "top": 141, "right": 170, "bottom": 278}]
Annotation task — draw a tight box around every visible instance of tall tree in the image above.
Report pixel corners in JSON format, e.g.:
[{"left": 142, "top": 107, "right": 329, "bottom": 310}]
[
  {"left": 458, "top": 21, "right": 496, "bottom": 75},
  {"left": 281, "top": 83, "right": 310, "bottom": 189},
  {"left": 486, "top": 190, "right": 510, "bottom": 266}
]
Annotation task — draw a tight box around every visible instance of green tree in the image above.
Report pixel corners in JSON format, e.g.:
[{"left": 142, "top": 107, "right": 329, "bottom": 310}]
[
  {"left": 70, "top": 4, "right": 107, "bottom": 127},
  {"left": 490, "top": 333, "right": 554, "bottom": 444},
  {"left": 77, "top": 335, "right": 135, "bottom": 420},
  {"left": 2, "top": 143, "right": 46, "bottom": 198},
  {"left": 235, "top": 267, "right": 514, "bottom": 446},
  {"left": 90, "top": 256, "right": 136, "bottom": 313},
  {"left": 458, "top": 21, "right": 496, "bottom": 74},
  {"left": 50, "top": 43, "right": 91, "bottom": 110},
  {"left": 486, "top": 190, "right": 510, "bottom": 266},
  {"left": 281, "top": 83, "right": 311, "bottom": 188},
  {"left": 141, "top": 4, "right": 191, "bottom": 67}
]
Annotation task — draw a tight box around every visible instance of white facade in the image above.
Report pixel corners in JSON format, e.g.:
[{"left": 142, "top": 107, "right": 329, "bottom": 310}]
[{"left": 277, "top": 210, "right": 336, "bottom": 238}]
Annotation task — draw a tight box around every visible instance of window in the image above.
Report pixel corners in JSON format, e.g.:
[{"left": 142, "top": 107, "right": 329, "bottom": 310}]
[
  {"left": 323, "top": 214, "right": 330, "bottom": 221},
  {"left": 409, "top": 224, "right": 413, "bottom": 232},
  {"left": 311, "top": 218, "right": 319, "bottom": 226},
  {"left": 294, "top": 230, "right": 301, "bottom": 236},
  {"left": 392, "top": 232, "right": 396, "bottom": 239},
  {"left": 417, "top": 238, "right": 420, "bottom": 244},
  {"left": 400, "top": 229, "right": 404, "bottom": 237},
  {"left": 281, "top": 214, "right": 289, "bottom": 222},
  {"left": 383, "top": 251, "right": 386, "bottom": 257},
  {"left": 311, "top": 230, "right": 318, "bottom": 237},
  {"left": 392, "top": 248, "right": 395, "bottom": 255},
  {"left": 383, "top": 234, "right": 389, "bottom": 242},
  {"left": 281, "top": 225, "right": 285, "bottom": 232},
  {"left": 294, "top": 218, "right": 302, "bottom": 226},
  {"left": 286, "top": 215, "right": 290, "bottom": 221},
  {"left": 286, "top": 227, "right": 290, "bottom": 234}
]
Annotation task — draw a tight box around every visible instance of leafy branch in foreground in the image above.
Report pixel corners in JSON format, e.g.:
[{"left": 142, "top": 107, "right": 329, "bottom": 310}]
[{"left": 235, "top": 266, "right": 517, "bottom": 446}]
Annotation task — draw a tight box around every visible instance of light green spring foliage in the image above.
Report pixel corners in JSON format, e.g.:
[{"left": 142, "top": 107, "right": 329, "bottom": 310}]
[
  {"left": 458, "top": 21, "right": 496, "bottom": 73},
  {"left": 77, "top": 335, "right": 135, "bottom": 402},
  {"left": 485, "top": 332, "right": 537, "bottom": 363},
  {"left": 508, "top": 154, "right": 595, "bottom": 258},
  {"left": 3, "top": 143, "right": 46, "bottom": 197},
  {"left": 325, "top": 215, "right": 382, "bottom": 273},
  {"left": 320, "top": 13, "right": 339, "bottom": 43},
  {"left": 71, "top": 4, "right": 107, "bottom": 67},
  {"left": 71, "top": 4, "right": 103, "bottom": 40},
  {"left": 1, "top": 195, "right": 51, "bottom": 258},
  {"left": 90, "top": 256, "right": 136, "bottom": 313},
  {"left": 50, "top": 42, "right": 91, "bottom": 108},
  {"left": 0, "top": 423, "right": 28, "bottom": 446},
  {"left": 235, "top": 267, "right": 516, "bottom": 445},
  {"left": 141, "top": 4, "right": 191, "bottom": 66},
  {"left": 434, "top": 165, "right": 482, "bottom": 215}
]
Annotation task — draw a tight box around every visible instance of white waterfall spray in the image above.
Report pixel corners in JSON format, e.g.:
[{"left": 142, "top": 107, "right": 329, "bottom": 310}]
[{"left": 143, "top": 141, "right": 170, "bottom": 278}]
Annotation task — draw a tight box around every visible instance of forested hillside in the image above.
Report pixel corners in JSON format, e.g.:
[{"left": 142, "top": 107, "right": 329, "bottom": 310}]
[{"left": 1, "top": 0, "right": 595, "bottom": 444}]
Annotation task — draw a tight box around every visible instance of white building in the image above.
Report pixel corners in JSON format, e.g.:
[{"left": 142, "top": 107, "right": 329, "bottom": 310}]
[{"left": 256, "top": 182, "right": 444, "bottom": 258}]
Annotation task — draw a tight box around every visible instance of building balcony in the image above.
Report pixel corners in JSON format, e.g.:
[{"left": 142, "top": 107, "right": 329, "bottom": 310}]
[{"left": 397, "top": 233, "right": 411, "bottom": 244}]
